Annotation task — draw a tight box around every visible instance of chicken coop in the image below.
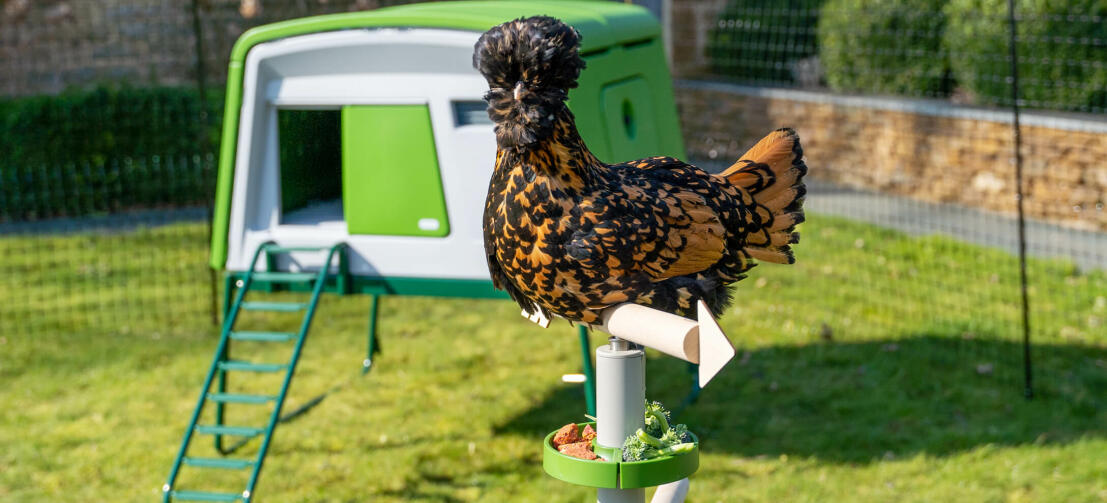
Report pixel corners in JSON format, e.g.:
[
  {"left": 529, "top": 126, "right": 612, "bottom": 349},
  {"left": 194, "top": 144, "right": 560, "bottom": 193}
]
[{"left": 209, "top": 0, "right": 685, "bottom": 287}]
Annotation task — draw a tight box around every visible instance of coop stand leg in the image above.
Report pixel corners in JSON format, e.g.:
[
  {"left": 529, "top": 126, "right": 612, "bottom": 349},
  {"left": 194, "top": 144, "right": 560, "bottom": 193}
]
[
  {"left": 221, "top": 274, "right": 235, "bottom": 323},
  {"left": 362, "top": 295, "right": 381, "bottom": 374},
  {"left": 214, "top": 343, "right": 230, "bottom": 454},
  {"left": 674, "top": 363, "right": 701, "bottom": 418},
  {"left": 278, "top": 393, "right": 328, "bottom": 423},
  {"left": 214, "top": 274, "right": 236, "bottom": 454},
  {"left": 215, "top": 393, "right": 331, "bottom": 456},
  {"left": 218, "top": 435, "right": 254, "bottom": 456}
]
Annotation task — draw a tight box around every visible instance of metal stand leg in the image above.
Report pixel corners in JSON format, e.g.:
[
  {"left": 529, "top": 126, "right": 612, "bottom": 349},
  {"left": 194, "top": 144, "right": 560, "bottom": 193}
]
[
  {"left": 362, "top": 295, "right": 380, "bottom": 374},
  {"left": 596, "top": 338, "right": 646, "bottom": 503},
  {"left": 214, "top": 341, "right": 228, "bottom": 453},
  {"left": 578, "top": 325, "right": 597, "bottom": 416},
  {"left": 221, "top": 274, "right": 235, "bottom": 324}
]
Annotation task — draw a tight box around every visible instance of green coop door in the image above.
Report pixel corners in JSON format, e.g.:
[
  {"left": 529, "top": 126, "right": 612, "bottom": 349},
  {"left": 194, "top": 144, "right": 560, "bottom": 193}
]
[
  {"left": 601, "top": 78, "right": 661, "bottom": 161},
  {"left": 341, "top": 105, "right": 450, "bottom": 237}
]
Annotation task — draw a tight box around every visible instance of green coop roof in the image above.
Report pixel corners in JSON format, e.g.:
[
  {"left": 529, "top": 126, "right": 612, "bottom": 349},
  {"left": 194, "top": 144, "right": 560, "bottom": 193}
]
[{"left": 228, "top": 1, "right": 659, "bottom": 62}]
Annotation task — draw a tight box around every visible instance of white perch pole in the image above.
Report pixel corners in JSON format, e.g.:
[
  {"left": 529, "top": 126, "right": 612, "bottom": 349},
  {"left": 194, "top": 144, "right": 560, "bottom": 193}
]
[
  {"left": 588, "top": 300, "right": 734, "bottom": 503},
  {"left": 650, "top": 478, "right": 690, "bottom": 503},
  {"left": 595, "top": 337, "right": 646, "bottom": 503}
]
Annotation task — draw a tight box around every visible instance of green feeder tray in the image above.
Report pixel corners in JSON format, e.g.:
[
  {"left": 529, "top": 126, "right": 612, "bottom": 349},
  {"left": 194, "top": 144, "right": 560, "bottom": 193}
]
[{"left": 542, "top": 423, "right": 699, "bottom": 489}]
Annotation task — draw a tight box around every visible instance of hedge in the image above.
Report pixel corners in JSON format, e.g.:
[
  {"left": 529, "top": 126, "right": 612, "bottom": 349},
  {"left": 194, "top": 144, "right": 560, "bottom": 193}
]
[
  {"left": 944, "top": 0, "right": 1107, "bottom": 113},
  {"left": 709, "top": 0, "right": 1105, "bottom": 114},
  {"left": 0, "top": 86, "right": 223, "bottom": 222},
  {"left": 818, "top": 0, "right": 953, "bottom": 97},
  {"left": 708, "top": 0, "right": 825, "bottom": 85}
]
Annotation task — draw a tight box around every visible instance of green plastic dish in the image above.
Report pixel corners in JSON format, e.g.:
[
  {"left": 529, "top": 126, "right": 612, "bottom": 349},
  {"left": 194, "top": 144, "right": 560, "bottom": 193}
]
[{"left": 542, "top": 423, "right": 699, "bottom": 489}]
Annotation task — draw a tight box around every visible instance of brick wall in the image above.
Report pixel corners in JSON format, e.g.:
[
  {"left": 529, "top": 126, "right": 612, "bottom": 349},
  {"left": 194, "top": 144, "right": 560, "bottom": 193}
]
[{"left": 675, "top": 81, "right": 1107, "bottom": 231}]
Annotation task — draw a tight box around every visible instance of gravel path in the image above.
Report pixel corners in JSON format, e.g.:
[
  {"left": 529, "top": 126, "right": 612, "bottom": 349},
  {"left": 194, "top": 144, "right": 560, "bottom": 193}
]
[
  {"left": 0, "top": 207, "right": 209, "bottom": 236},
  {"left": 805, "top": 179, "right": 1107, "bottom": 271}
]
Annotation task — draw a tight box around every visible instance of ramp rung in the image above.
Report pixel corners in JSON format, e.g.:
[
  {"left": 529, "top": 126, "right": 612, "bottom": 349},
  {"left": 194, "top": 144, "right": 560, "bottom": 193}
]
[
  {"left": 250, "top": 272, "right": 318, "bottom": 283},
  {"left": 240, "top": 301, "right": 307, "bottom": 312},
  {"left": 182, "top": 457, "right": 254, "bottom": 470},
  {"left": 169, "top": 490, "right": 242, "bottom": 502},
  {"left": 228, "top": 331, "right": 297, "bottom": 342},
  {"left": 207, "top": 392, "right": 275, "bottom": 404},
  {"left": 195, "top": 425, "right": 265, "bottom": 437},
  {"left": 218, "top": 360, "right": 287, "bottom": 372}
]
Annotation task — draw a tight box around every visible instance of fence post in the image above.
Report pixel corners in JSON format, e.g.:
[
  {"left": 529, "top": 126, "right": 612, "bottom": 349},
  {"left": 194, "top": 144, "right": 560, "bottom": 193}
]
[
  {"left": 190, "top": 0, "right": 219, "bottom": 327},
  {"left": 1005, "top": 0, "right": 1033, "bottom": 399}
]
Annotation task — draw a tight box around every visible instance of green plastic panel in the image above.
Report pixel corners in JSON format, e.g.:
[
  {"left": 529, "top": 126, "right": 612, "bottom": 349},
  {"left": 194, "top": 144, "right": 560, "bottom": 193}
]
[
  {"left": 618, "top": 434, "right": 699, "bottom": 489},
  {"left": 341, "top": 105, "right": 450, "bottom": 237},
  {"left": 541, "top": 423, "right": 699, "bottom": 489},
  {"left": 543, "top": 424, "right": 619, "bottom": 489},
  {"left": 600, "top": 78, "right": 661, "bottom": 162},
  {"left": 571, "top": 37, "right": 683, "bottom": 164}
]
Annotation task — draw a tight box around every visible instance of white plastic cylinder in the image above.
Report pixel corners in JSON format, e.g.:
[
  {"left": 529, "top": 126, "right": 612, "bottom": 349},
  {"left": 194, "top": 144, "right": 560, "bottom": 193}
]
[
  {"left": 650, "top": 478, "right": 690, "bottom": 503},
  {"left": 595, "top": 340, "right": 646, "bottom": 503}
]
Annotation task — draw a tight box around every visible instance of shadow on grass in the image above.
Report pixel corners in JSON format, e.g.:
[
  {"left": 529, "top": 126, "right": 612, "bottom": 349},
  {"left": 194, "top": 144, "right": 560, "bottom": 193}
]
[{"left": 495, "top": 333, "right": 1107, "bottom": 463}]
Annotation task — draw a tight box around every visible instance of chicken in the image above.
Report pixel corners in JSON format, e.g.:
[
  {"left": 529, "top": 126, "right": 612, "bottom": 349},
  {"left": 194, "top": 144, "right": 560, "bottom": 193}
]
[{"left": 473, "top": 16, "right": 807, "bottom": 324}]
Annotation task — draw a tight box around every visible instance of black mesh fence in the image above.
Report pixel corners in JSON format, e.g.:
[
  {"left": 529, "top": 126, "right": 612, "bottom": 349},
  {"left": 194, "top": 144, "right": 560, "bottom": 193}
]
[
  {"left": 0, "top": 0, "right": 425, "bottom": 339},
  {"left": 686, "top": 0, "right": 1106, "bottom": 400},
  {"left": 2, "top": 0, "right": 1104, "bottom": 401}
]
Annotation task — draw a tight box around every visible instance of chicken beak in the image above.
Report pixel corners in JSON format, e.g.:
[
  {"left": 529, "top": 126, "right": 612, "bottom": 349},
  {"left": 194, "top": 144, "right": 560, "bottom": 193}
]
[{"left": 513, "top": 81, "right": 527, "bottom": 101}]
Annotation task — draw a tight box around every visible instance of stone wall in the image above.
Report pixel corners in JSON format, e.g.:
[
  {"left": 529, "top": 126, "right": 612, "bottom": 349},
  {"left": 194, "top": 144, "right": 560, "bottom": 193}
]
[
  {"left": 0, "top": 0, "right": 197, "bottom": 96},
  {"left": 675, "top": 80, "right": 1107, "bottom": 231},
  {"left": 0, "top": 0, "right": 382, "bottom": 97}
]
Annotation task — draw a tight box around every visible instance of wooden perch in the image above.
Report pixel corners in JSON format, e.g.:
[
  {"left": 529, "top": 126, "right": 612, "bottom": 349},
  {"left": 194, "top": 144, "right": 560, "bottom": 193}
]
[{"left": 589, "top": 300, "right": 736, "bottom": 388}]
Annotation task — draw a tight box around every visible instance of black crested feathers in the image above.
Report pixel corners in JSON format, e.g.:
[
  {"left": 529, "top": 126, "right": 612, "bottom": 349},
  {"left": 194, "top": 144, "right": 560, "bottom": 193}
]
[
  {"left": 473, "top": 16, "right": 585, "bottom": 91},
  {"left": 473, "top": 16, "right": 586, "bottom": 148}
]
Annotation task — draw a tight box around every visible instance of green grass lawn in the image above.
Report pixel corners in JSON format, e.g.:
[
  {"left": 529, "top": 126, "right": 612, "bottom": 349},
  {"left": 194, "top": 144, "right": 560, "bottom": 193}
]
[{"left": 1, "top": 213, "right": 1104, "bottom": 502}]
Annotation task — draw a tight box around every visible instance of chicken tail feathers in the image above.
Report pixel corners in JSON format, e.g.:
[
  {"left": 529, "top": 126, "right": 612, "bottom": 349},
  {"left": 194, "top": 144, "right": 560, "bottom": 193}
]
[{"left": 720, "top": 128, "right": 807, "bottom": 264}]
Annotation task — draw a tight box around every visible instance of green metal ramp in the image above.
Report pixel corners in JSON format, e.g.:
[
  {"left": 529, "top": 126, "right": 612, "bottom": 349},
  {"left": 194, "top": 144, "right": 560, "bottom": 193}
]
[{"left": 163, "top": 242, "right": 349, "bottom": 502}]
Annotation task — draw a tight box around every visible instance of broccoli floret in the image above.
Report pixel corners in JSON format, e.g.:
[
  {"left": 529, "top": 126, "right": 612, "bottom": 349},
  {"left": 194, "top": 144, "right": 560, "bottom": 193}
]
[
  {"left": 643, "top": 400, "right": 671, "bottom": 438},
  {"left": 623, "top": 435, "right": 695, "bottom": 461},
  {"left": 660, "top": 423, "right": 690, "bottom": 445},
  {"left": 621, "top": 400, "right": 695, "bottom": 461},
  {"left": 622, "top": 432, "right": 650, "bottom": 461},
  {"left": 636, "top": 428, "right": 663, "bottom": 448},
  {"left": 655, "top": 442, "right": 695, "bottom": 457},
  {"left": 623, "top": 428, "right": 666, "bottom": 461}
]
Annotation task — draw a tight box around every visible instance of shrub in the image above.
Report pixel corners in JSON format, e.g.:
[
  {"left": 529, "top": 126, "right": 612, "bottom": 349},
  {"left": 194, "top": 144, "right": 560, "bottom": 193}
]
[
  {"left": 707, "top": 0, "right": 825, "bottom": 85},
  {"left": 0, "top": 86, "right": 222, "bottom": 222},
  {"left": 818, "top": 0, "right": 953, "bottom": 97},
  {"left": 944, "top": 0, "right": 1107, "bottom": 113}
]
